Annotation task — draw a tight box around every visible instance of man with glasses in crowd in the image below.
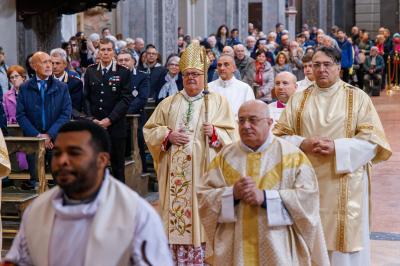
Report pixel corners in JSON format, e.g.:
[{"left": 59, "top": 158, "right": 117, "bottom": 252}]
[
  {"left": 144, "top": 43, "right": 236, "bottom": 265},
  {"left": 273, "top": 46, "right": 392, "bottom": 265}
]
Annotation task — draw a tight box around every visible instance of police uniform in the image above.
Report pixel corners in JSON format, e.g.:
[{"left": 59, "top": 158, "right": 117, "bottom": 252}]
[
  {"left": 84, "top": 61, "right": 132, "bottom": 182},
  {"left": 57, "top": 71, "right": 84, "bottom": 119}
]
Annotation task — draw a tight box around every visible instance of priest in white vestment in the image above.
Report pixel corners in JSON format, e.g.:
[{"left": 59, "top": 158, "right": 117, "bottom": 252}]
[
  {"left": 296, "top": 53, "right": 315, "bottom": 91},
  {"left": 0, "top": 129, "right": 11, "bottom": 252},
  {"left": 198, "top": 100, "right": 329, "bottom": 265},
  {"left": 273, "top": 47, "right": 392, "bottom": 266},
  {"left": 5, "top": 121, "right": 172, "bottom": 266},
  {"left": 269, "top": 71, "right": 298, "bottom": 126},
  {"left": 144, "top": 43, "right": 236, "bottom": 265},
  {"left": 208, "top": 54, "right": 255, "bottom": 118}
]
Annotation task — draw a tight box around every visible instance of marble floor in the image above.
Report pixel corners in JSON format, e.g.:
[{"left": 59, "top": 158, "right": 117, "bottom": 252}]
[{"left": 370, "top": 91, "right": 400, "bottom": 265}]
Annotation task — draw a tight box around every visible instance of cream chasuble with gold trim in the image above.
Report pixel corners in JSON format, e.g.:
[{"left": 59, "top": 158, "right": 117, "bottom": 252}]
[
  {"left": 197, "top": 137, "right": 329, "bottom": 266},
  {"left": 144, "top": 91, "right": 236, "bottom": 247},
  {"left": 273, "top": 80, "right": 392, "bottom": 253}
]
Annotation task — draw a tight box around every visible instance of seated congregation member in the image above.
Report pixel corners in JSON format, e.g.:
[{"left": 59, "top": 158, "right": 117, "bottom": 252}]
[
  {"left": 17, "top": 52, "right": 72, "bottom": 190},
  {"left": 234, "top": 44, "right": 255, "bottom": 87},
  {"left": 363, "top": 46, "right": 384, "bottom": 95},
  {"left": 117, "top": 49, "right": 150, "bottom": 173},
  {"left": 254, "top": 49, "right": 274, "bottom": 103},
  {"left": 269, "top": 71, "right": 297, "bottom": 126},
  {"left": 50, "top": 48, "right": 84, "bottom": 119},
  {"left": 208, "top": 54, "right": 254, "bottom": 118},
  {"left": 4, "top": 120, "right": 172, "bottom": 266},
  {"left": 157, "top": 54, "right": 183, "bottom": 104},
  {"left": 4, "top": 65, "right": 29, "bottom": 170},
  {"left": 197, "top": 100, "right": 329, "bottom": 265},
  {"left": 273, "top": 51, "right": 293, "bottom": 75}
]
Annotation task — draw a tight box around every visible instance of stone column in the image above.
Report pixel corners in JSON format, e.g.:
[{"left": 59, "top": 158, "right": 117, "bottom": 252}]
[
  {"left": 0, "top": 0, "right": 17, "bottom": 65},
  {"left": 238, "top": 0, "right": 249, "bottom": 41},
  {"left": 286, "top": 6, "right": 297, "bottom": 40},
  {"left": 262, "top": 0, "right": 286, "bottom": 32},
  {"left": 160, "top": 0, "right": 178, "bottom": 62}
]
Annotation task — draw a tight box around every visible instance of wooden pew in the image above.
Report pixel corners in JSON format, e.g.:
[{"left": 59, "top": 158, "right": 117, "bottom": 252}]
[
  {"left": 5, "top": 137, "right": 47, "bottom": 194},
  {"left": 126, "top": 114, "right": 148, "bottom": 196}
]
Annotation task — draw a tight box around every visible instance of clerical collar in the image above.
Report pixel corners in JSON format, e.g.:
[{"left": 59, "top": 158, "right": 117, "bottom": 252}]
[
  {"left": 316, "top": 79, "right": 341, "bottom": 93},
  {"left": 181, "top": 89, "right": 204, "bottom": 102},
  {"left": 218, "top": 77, "right": 235, "bottom": 88},
  {"left": 240, "top": 134, "right": 274, "bottom": 153}
]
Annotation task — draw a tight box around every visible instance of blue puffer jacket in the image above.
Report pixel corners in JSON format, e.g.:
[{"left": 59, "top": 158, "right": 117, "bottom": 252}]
[
  {"left": 17, "top": 76, "right": 72, "bottom": 139},
  {"left": 338, "top": 39, "right": 354, "bottom": 69}
]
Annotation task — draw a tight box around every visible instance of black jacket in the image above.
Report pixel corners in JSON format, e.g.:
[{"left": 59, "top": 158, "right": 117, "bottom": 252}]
[
  {"left": 127, "top": 69, "right": 150, "bottom": 114},
  {"left": 84, "top": 62, "right": 132, "bottom": 138},
  {"left": 59, "top": 72, "right": 84, "bottom": 119}
]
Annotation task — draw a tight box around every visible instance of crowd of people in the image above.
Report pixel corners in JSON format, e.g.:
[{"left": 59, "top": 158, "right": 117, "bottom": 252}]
[{"left": 0, "top": 21, "right": 394, "bottom": 265}]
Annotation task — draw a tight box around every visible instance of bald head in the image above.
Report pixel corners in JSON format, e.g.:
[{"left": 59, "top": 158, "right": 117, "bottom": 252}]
[
  {"left": 238, "top": 100, "right": 273, "bottom": 150},
  {"left": 274, "top": 71, "right": 297, "bottom": 103},
  {"left": 31, "top": 51, "right": 52, "bottom": 79}
]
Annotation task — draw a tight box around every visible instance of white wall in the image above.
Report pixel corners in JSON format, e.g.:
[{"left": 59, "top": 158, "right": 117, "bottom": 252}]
[{"left": 0, "top": 0, "right": 17, "bottom": 65}]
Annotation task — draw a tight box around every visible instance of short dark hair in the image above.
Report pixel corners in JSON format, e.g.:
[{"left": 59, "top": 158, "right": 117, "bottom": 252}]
[
  {"left": 57, "top": 120, "right": 111, "bottom": 154},
  {"left": 102, "top": 27, "right": 110, "bottom": 33},
  {"left": 118, "top": 49, "right": 136, "bottom": 63},
  {"left": 231, "top": 28, "right": 239, "bottom": 33},
  {"left": 99, "top": 38, "right": 115, "bottom": 50},
  {"left": 146, "top": 44, "right": 156, "bottom": 51},
  {"left": 315, "top": 46, "right": 342, "bottom": 64},
  {"left": 302, "top": 53, "right": 313, "bottom": 63}
]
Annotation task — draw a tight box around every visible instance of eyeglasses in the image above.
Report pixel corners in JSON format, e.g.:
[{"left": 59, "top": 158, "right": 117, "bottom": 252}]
[
  {"left": 237, "top": 117, "right": 269, "bottom": 125},
  {"left": 168, "top": 63, "right": 180, "bottom": 67},
  {"left": 9, "top": 74, "right": 21, "bottom": 80},
  {"left": 182, "top": 72, "right": 203, "bottom": 78},
  {"left": 312, "top": 62, "right": 337, "bottom": 69}
]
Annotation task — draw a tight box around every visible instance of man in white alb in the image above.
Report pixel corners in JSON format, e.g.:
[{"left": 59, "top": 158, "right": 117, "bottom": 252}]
[{"left": 208, "top": 54, "right": 255, "bottom": 118}]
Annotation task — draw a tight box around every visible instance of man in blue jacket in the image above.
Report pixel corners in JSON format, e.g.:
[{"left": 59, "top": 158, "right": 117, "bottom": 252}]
[
  {"left": 337, "top": 29, "right": 354, "bottom": 83},
  {"left": 363, "top": 46, "right": 385, "bottom": 96},
  {"left": 17, "top": 51, "right": 72, "bottom": 189}
]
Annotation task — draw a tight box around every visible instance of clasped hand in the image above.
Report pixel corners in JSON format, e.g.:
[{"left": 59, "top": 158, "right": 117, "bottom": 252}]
[
  {"left": 233, "top": 176, "right": 264, "bottom": 206},
  {"left": 168, "top": 123, "right": 213, "bottom": 146},
  {"left": 300, "top": 137, "right": 335, "bottom": 156}
]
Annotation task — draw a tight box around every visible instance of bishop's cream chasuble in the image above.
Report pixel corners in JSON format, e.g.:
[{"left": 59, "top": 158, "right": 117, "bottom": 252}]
[{"left": 144, "top": 91, "right": 236, "bottom": 247}]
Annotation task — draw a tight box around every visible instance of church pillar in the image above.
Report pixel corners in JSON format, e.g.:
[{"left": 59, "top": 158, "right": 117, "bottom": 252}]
[
  {"left": 262, "top": 0, "right": 286, "bottom": 32},
  {"left": 0, "top": 0, "right": 17, "bottom": 65},
  {"left": 160, "top": 0, "right": 179, "bottom": 61},
  {"left": 238, "top": 0, "right": 249, "bottom": 41},
  {"left": 286, "top": 6, "right": 298, "bottom": 40}
]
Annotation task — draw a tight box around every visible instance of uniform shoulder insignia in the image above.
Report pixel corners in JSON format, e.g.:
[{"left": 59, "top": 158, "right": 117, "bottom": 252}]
[
  {"left": 137, "top": 69, "right": 148, "bottom": 74},
  {"left": 87, "top": 63, "right": 98, "bottom": 68}
]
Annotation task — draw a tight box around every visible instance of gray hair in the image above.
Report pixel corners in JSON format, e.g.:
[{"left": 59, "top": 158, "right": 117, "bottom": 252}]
[
  {"left": 275, "top": 71, "right": 297, "bottom": 84},
  {"left": 89, "top": 33, "right": 100, "bottom": 42},
  {"left": 50, "top": 48, "right": 67, "bottom": 62}
]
